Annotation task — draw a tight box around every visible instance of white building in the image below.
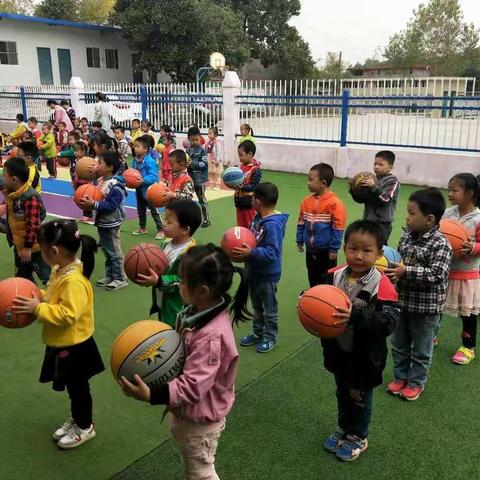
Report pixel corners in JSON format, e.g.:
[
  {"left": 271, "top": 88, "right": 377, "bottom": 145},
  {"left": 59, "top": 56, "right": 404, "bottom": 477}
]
[{"left": 0, "top": 13, "right": 134, "bottom": 86}]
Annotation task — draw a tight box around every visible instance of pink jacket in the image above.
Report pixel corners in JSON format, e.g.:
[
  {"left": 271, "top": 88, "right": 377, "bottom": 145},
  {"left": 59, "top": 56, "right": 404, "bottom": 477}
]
[
  {"left": 54, "top": 105, "right": 73, "bottom": 132},
  {"left": 168, "top": 308, "right": 239, "bottom": 423}
]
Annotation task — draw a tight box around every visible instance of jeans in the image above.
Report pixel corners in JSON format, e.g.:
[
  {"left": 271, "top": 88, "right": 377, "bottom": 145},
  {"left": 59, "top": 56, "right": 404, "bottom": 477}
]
[
  {"left": 66, "top": 378, "right": 92, "bottom": 430},
  {"left": 14, "top": 248, "right": 51, "bottom": 286},
  {"left": 136, "top": 189, "right": 164, "bottom": 231},
  {"left": 249, "top": 277, "right": 279, "bottom": 341},
  {"left": 335, "top": 374, "right": 373, "bottom": 439},
  {"left": 98, "top": 227, "right": 125, "bottom": 282},
  {"left": 194, "top": 185, "right": 210, "bottom": 223},
  {"left": 391, "top": 310, "right": 440, "bottom": 387},
  {"left": 306, "top": 249, "right": 337, "bottom": 287}
]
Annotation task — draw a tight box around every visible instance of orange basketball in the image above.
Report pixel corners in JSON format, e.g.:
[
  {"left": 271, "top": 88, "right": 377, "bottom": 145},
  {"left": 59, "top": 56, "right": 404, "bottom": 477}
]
[
  {"left": 439, "top": 219, "right": 469, "bottom": 258},
  {"left": 146, "top": 182, "right": 170, "bottom": 207},
  {"left": 76, "top": 157, "right": 98, "bottom": 181},
  {"left": 74, "top": 184, "right": 103, "bottom": 207},
  {"left": 297, "top": 285, "right": 350, "bottom": 338},
  {"left": 0, "top": 277, "right": 41, "bottom": 328},
  {"left": 350, "top": 171, "right": 378, "bottom": 201},
  {"left": 124, "top": 243, "right": 170, "bottom": 284},
  {"left": 221, "top": 226, "right": 257, "bottom": 261},
  {"left": 123, "top": 168, "right": 143, "bottom": 188},
  {"left": 57, "top": 157, "right": 71, "bottom": 167}
]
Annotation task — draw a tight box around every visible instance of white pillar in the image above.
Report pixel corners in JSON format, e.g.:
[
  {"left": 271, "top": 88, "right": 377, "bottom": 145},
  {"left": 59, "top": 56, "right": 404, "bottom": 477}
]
[
  {"left": 222, "top": 71, "right": 241, "bottom": 166},
  {"left": 69, "top": 77, "right": 85, "bottom": 118}
]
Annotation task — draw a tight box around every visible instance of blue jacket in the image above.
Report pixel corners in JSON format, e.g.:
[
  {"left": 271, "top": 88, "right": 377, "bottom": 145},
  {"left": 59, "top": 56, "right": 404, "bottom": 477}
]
[
  {"left": 187, "top": 145, "right": 208, "bottom": 185},
  {"left": 132, "top": 153, "right": 159, "bottom": 198},
  {"left": 247, "top": 212, "right": 289, "bottom": 283},
  {"left": 94, "top": 175, "right": 126, "bottom": 228}
]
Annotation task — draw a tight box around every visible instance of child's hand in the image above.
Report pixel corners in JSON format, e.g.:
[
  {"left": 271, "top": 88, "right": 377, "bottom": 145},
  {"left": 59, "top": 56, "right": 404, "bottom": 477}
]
[
  {"left": 136, "top": 268, "right": 160, "bottom": 287},
  {"left": 232, "top": 184, "right": 244, "bottom": 191},
  {"left": 19, "top": 248, "right": 32, "bottom": 263},
  {"left": 119, "top": 375, "right": 151, "bottom": 402},
  {"left": 12, "top": 294, "right": 40, "bottom": 315},
  {"left": 332, "top": 300, "right": 352, "bottom": 326},
  {"left": 88, "top": 164, "right": 98, "bottom": 175},
  {"left": 461, "top": 241, "right": 475, "bottom": 255},
  {"left": 361, "top": 177, "right": 376, "bottom": 188},
  {"left": 328, "top": 251, "right": 338, "bottom": 261},
  {"left": 232, "top": 243, "right": 252, "bottom": 261},
  {"left": 78, "top": 195, "right": 95, "bottom": 210},
  {"left": 162, "top": 191, "right": 176, "bottom": 203},
  {"left": 385, "top": 262, "right": 406, "bottom": 281},
  {"left": 297, "top": 243, "right": 304, "bottom": 253}
]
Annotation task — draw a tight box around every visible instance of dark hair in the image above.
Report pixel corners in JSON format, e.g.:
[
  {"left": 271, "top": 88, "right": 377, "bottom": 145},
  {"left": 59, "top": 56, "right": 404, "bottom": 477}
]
[
  {"left": 18, "top": 141, "right": 39, "bottom": 158},
  {"left": 169, "top": 149, "right": 188, "bottom": 166},
  {"left": 160, "top": 124, "right": 172, "bottom": 133},
  {"left": 60, "top": 99, "right": 70, "bottom": 106},
  {"left": 344, "top": 220, "right": 385, "bottom": 250},
  {"left": 4, "top": 157, "right": 29, "bottom": 183},
  {"left": 238, "top": 140, "right": 256, "bottom": 156},
  {"left": 409, "top": 188, "right": 446, "bottom": 224},
  {"left": 95, "top": 92, "right": 106, "bottom": 102},
  {"left": 93, "top": 133, "right": 118, "bottom": 153},
  {"left": 99, "top": 150, "right": 121, "bottom": 175},
  {"left": 141, "top": 120, "right": 152, "bottom": 129},
  {"left": 209, "top": 126, "right": 218, "bottom": 136},
  {"left": 310, "top": 162, "right": 334, "bottom": 187},
  {"left": 69, "top": 131, "right": 81, "bottom": 141},
  {"left": 113, "top": 125, "right": 125, "bottom": 133},
  {"left": 132, "top": 118, "right": 140, "bottom": 124},
  {"left": 241, "top": 123, "right": 254, "bottom": 136},
  {"left": 38, "top": 220, "right": 97, "bottom": 278},
  {"left": 16, "top": 113, "right": 24, "bottom": 122},
  {"left": 46, "top": 99, "right": 58, "bottom": 106},
  {"left": 376, "top": 150, "right": 395, "bottom": 166},
  {"left": 179, "top": 244, "right": 251, "bottom": 324},
  {"left": 136, "top": 134, "right": 154, "bottom": 149},
  {"left": 187, "top": 126, "right": 201, "bottom": 138},
  {"left": 74, "top": 141, "right": 87, "bottom": 154},
  {"left": 92, "top": 121, "right": 103, "bottom": 129},
  {"left": 254, "top": 182, "right": 278, "bottom": 207},
  {"left": 58, "top": 121, "right": 66, "bottom": 128},
  {"left": 166, "top": 199, "right": 202, "bottom": 234},
  {"left": 27, "top": 116, "right": 38, "bottom": 124},
  {"left": 81, "top": 117, "right": 88, "bottom": 122},
  {"left": 22, "top": 130, "right": 34, "bottom": 139},
  {"left": 449, "top": 173, "right": 480, "bottom": 208},
  {"left": 42, "top": 122, "right": 52, "bottom": 130}
]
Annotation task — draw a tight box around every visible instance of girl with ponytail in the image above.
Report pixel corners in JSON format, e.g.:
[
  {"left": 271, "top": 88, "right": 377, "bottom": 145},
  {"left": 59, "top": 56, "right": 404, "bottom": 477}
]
[{"left": 13, "top": 219, "right": 104, "bottom": 449}]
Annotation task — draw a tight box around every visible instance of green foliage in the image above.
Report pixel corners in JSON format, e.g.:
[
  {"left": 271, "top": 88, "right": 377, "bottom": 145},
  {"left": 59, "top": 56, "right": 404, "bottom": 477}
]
[
  {"left": 34, "top": 0, "right": 78, "bottom": 20},
  {"left": 0, "top": 0, "right": 34, "bottom": 14},
  {"left": 34, "top": 0, "right": 114, "bottom": 23},
  {"left": 317, "top": 52, "right": 350, "bottom": 80}
]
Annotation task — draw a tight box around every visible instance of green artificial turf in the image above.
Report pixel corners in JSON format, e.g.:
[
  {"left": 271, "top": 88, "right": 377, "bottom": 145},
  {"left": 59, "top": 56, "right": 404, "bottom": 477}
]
[{"left": 0, "top": 171, "right": 469, "bottom": 480}]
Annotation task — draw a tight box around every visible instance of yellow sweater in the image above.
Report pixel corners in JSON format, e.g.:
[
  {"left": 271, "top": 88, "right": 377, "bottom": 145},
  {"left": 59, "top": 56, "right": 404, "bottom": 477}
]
[
  {"left": 28, "top": 164, "right": 42, "bottom": 193},
  {"left": 35, "top": 261, "right": 95, "bottom": 348}
]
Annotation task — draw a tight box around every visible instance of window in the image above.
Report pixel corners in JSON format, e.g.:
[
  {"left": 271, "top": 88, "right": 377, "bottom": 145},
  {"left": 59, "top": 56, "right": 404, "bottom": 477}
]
[
  {"left": 105, "top": 49, "right": 119, "bottom": 69},
  {"left": 86, "top": 47, "right": 100, "bottom": 68},
  {"left": 0, "top": 41, "right": 18, "bottom": 65}
]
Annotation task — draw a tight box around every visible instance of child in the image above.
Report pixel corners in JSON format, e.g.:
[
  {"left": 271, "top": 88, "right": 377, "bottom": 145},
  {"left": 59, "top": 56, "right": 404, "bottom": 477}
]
[
  {"left": 186, "top": 126, "right": 210, "bottom": 228},
  {"left": 120, "top": 244, "right": 250, "bottom": 479},
  {"left": 236, "top": 182, "right": 289, "bottom": 352},
  {"left": 13, "top": 219, "right": 104, "bottom": 449},
  {"left": 8, "top": 113, "right": 27, "bottom": 145},
  {"left": 2, "top": 157, "right": 51, "bottom": 285},
  {"left": 130, "top": 118, "right": 141, "bottom": 145},
  {"left": 72, "top": 141, "right": 94, "bottom": 224},
  {"left": 297, "top": 163, "right": 347, "bottom": 287},
  {"left": 386, "top": 188, "right": 452, "bottom": 401},
  {"left": 92, "top": 133, "right": 118, "bottom": 160},
  {"left": 239, "top": 123, "right": 255, "bottom": 143},
  {"left": 137, "top": 199, "right": 202, "bottom": 326},
  {"left": 140, "top": 121, "right": 156, "bottom": 143},
  {"left": 57, "top": 122, "right": 69, "bottom": 152},
  {"left": 159, "top": 129, "right": 175, "bottom": 185},
  {"left": 39, "top": 123, "right": 57, "bottom": 179},
  {"left": 60, "top": 99, "right": 76, "bottom": 125},
  {"left": 113, "top": 125, "right": 129, "bottom": 173},
  {"left": 206, "top": 126, "right": 223, "bottom": 189},
  {"left": 80, "top": 117, "right": 91, "bottom": 143},
  {"left": 164, "top": 150, "right": 194, "bottom": 201},
  {"left": 90, "top": 121, "right": 105, "bottom": 144},
  {"left": 321, "top": 220, "right": 400, "bottom": 461},
  {"left": 442, "top": 173, "right": 480, "bottom": 364},
  {"left": 79, "top": 152, "right": 128, "bottom": 291},
  {"left": 158, "top": 124, "right": 176, "bottom": 148},
  {"left": 131, "top": 136, "right": 165, "bottom": 239},
  {"left": 73, "top": 117, "right": 81, "bottom": 130},
  {"left": 16, "top": 141, "right": 41, "bottom": 194},
  {"left": 27, "top": 117, "right": 42, "bottom": 139},
  {"left": 234, "top": 140, "right": 262, "bottom": 228},
  {"left": 349, "top": 150, "right": 399, "bottom": 244},
  {"left": 58, "top": 131, "right": 81, "bottom": 182}
]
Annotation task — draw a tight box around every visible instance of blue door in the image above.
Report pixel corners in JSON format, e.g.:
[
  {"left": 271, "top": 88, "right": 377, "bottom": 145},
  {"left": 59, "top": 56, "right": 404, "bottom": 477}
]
[
  {"left": 57, "top": 49, "right": 72, "bottom": 85},
  {"left": 37, "top": 47, "right": 53, "bottom": 85}
]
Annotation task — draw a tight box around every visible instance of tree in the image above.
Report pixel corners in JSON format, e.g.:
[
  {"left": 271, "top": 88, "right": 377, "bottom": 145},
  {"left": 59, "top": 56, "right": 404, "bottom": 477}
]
[
  {"left": 77, "top": 0, "right": 116, "bottom": 24},
  {"left": 34, "top": 0, "right": 78, "bottom": 20},
  {"left": 317, "top": 52, "right": 350, "bottom": 80},
  {"left": 0, "top": 0, "right": 34, "bottom": 14}
]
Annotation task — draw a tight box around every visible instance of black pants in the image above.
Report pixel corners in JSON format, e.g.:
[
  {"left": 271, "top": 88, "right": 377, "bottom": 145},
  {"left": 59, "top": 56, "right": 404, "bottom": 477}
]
[
  {"left": 46, "top": 156, "right": 57, "bottom": 177},
  {"left": 136, "top": 189, "right": 164, "bottom": 230},
  {"left": 306, "top": 249, "right": 337, "bottom": 287},
  {"left": 194, "top": 184, "right": 210, "bottom": 222},
  {"left": 14, "top": 249, "right": 51, "bottom": 286},
  {"left": 461, "top": 315, "right": 477, "bottom": 349},
  {"left": 66, "top": 378, "right": 93, "bottom": 429},
  {"left": 378, "top": 222, "right": 393, "bottom": 245}
]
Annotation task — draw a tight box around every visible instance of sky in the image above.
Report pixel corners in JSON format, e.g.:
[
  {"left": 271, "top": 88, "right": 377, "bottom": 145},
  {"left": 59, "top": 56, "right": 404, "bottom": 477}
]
[{"left": 290, "top": 0, "right": 480, "bottom": 66}]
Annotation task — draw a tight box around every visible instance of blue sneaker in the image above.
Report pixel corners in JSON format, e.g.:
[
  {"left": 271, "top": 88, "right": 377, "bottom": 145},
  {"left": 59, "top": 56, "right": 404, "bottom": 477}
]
[
  {"left": 240, "top": 334, "right": 262, "bottom": 347},
  {"left": 323, "top": 429, "right": 346, "bottom": 453},
  {"left": 336, "top": 435, "right": 368, "bottom": 462},
  {"left": 256, "top": 339, "right": 277, "bottom": 353}
]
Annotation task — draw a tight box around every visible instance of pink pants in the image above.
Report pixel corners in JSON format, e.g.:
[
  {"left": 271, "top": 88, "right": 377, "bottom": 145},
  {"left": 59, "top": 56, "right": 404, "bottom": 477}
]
[{"left": 170, "top": 415, "right": 226, "bottom": 480}]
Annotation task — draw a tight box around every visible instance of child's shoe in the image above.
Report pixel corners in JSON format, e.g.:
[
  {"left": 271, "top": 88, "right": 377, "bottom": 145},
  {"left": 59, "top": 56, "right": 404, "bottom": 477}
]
[
  {"left": 433, "top": 337, "right": 439, "bottom": 347},
  {"left": 57, "top": 424, "right": 96, "bottom": 450},
  {"left": 155, "top": 230, "right": 165, "bottom": 240},
  {"left": 132, "top": 228, "right": 148, "bottom": 236},
  {"left": 201, "top": 220, "right": 211, "bottom": 228},
  {"left": 240, "top": 333, "right": 262, "bottom": 347},
  {"left": 256, "top": 339, "right": 277, "bottom": 353},
  {"left": 452, "top": 346, "right": 475, "bottom": 365},
  {"left": 96, "top": 278, "right": 110, "bottom": 288},
  {"left": 52, "top": 418, "right": 74, "bottom": 441},
  {"left": 323, "top": 429, "right": 345, "bottom": 453},
  {"left": 106, "top": 279, "right": 129, "bottom": 291},
  {"left": 336, "top": 434, "right": 368, "bottom": 462},
  {"left": 400, "top": 385, "right": 424, "bottom": 401},
  {"left": 386, "top": 379, "right": 407, "bottom": 395}
]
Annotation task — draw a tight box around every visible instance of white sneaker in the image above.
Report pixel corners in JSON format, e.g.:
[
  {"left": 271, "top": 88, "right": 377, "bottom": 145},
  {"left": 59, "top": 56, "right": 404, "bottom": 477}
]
[
  {"left": 52, "top": 417, "right": 74, "bottom": 441},
  {"left": 106, "top": 279, "right": 129, "bottom": 291},
  {"left": 96, "top": 278, "right": 110, "bottom": 287},
  {"left": 58, "top": 424, "right": 96, "bottom": 450}
]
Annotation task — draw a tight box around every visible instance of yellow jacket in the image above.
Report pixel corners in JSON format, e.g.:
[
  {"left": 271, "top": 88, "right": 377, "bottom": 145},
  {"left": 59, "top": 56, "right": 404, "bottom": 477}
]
[
  {"left": 28, "top": 164, "right": 42, "bottom": 193},
  {"left": 10, "top": 123, "right": 26, "bottom": 140},
  {"left": 35, "top": 261, "right": 95, "bottom": 348}
]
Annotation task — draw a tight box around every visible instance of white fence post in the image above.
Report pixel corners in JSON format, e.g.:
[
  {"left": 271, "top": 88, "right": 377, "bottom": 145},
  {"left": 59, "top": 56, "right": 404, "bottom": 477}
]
[
  {"left": 69, "top": 77, "right": 85, "bottom": 118},
  {"left": 222, "top": 71, "right": 241, "bottom": 165}
]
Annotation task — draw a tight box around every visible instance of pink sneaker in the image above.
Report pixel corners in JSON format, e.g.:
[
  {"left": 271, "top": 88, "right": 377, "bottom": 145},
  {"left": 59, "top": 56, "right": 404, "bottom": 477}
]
[
  {"left": 387, "top": 379, "right": 407, "bottom": 395},
  {"left": 400, "top": 385, "right": 424, "bottom": 401},
  {"left": 452, "top": 346, "right": 475, "bottom": 365}
]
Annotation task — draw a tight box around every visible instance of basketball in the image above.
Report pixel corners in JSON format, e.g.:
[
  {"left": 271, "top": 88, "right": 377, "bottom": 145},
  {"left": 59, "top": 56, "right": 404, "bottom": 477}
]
[
  {"left": 123, "top": 168, "right": 143, "bottom": 188},
  {"left": 146, "top": 182, "right": 169, "bottom": 207},
  {"left": 439, "top": 219, "right": 469, "bottom": 258},
  {"left": 124, "top": 243, "right": 169, "bottom": 284},
  {"left": 297, "top": 285, "right": 350, "bottom": 338},
  {"left": 57, "top": 157, "right": 70, "bottom": 167},
  {"left": 382, "top": 245, "right": 402, "bottom": 264},
  {"left": 350, "top": 171, "right": 378, "bottom": 200},
  {"left": 222, "top": 167, "right": 244, "bottom": 189},
  {"left": 111, "top": 320, "right": 185, "bottom": 388},
  {"left": 221, "top": 226, "right": 257, "bottom": 261},
  {"left": 74, "top": 184, "right": 103, "bottom": 208},
  {"left": 0, "top": 277, "right": 41, "bottom": 328},
  {"left": 182, "top": 139, "right": 190, "bottom": 150},
  {"left": 76, "top": 157, "right": 98, "bottom": 181}
]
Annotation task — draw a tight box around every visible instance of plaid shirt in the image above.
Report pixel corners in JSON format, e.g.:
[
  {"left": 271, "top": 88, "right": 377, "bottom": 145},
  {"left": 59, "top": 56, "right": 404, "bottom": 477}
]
[
  {"left": 24, "top": 196, "right": 43, "bottom": 248},
  {"left": 397, "top": 226, "right": 452, "bottom": 314}
]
